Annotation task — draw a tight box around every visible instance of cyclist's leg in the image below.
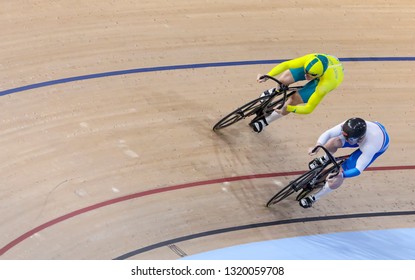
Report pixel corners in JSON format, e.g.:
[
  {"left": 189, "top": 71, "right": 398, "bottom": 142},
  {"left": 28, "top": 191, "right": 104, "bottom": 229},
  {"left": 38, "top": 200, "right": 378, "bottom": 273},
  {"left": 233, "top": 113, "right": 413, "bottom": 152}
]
[
  {"left": 251, "top": 72, "right": 290, "bottom": 132},
  {"left": 275, "top": 79, "right": 316, "bottom": 120},
  {"left": 251, "top": 89, "right": 304, "bottom": 132},
  {"left": 250, "top": 107, "right": 285, "bottom": 133},
  {"left": 251, "top": 69, "right": 312, "bottom": 132},
  {"left": 259, "top": 69, "right": 295, "bottom": 98},
  {"left": 308, "top": 144, "right": 364, "bottom": 206},
  {"left": 300, "top": 169, "right": 344, "bottom": 208},
  {"left": 297, "top": 79, "right": 318, "bottom": 104},
  {"left": 314, "top": 167, "right": 344, "bottom": 196},
  {"left": 314, "top": 141, "right": 358, "bottom": 194},
  {"left": 300, "top": 138, "right": 344, "bottom": 208},
  {"left": 282, "top": 67, "right": 315, "bottom": 110},
  {"left": 278, "top": 69, "right": 296, "bottom": 85}
]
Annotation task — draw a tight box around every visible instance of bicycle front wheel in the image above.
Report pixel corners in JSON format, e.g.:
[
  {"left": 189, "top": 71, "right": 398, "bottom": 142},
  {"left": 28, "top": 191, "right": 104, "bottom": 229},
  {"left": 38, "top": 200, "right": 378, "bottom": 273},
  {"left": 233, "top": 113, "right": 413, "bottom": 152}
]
[
  {"left": 266, "top": 169, "right": 320, "bottom": 207},
  {"left": 212, "top": 96, "right": 269, "bottom": 131},
  {"left": 266, "top": 184, "right": 295, "bottom": 207}
]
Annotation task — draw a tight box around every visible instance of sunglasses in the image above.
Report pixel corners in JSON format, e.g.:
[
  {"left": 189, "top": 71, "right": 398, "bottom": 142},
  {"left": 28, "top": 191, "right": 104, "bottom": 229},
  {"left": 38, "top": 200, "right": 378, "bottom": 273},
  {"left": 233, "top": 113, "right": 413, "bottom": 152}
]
[
  {"left": 305, "top": 71, "right": 319, "bottom": 77},
  {"left": 342, "top": 132, "right": 364, "bottom": 143}
]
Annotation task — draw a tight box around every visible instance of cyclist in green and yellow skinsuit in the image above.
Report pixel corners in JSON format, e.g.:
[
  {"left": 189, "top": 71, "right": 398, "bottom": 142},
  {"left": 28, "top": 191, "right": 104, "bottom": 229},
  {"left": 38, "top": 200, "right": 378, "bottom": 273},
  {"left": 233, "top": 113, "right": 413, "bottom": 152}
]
[{"left": 251, "top": 53, "right": 344, "bottom": 133}]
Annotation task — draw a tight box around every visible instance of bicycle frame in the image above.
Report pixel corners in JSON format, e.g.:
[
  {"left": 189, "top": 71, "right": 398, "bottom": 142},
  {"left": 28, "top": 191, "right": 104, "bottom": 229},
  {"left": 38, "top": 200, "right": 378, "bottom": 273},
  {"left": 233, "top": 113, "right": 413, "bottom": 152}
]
[
  {"left": 301, "top": 145, "right": 349, "bottom": 190},
  {"left": 266, "top": 145, "right": 349, "bottom": 207},
  {"left": 253, "top": 75, "right": 303, "bottom": 121},
  {"left": 212, "top": 75, "right": 303, "bottom": 130}
]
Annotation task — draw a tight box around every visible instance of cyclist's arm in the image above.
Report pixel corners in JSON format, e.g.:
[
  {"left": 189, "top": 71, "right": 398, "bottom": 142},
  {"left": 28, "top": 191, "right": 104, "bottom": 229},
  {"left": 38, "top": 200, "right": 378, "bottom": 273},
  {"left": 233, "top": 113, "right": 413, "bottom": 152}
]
[
  {"left": 267, "top": 55, "right": 308, "bottom": 77},
  {"left": 316, "top": 124, "right": 343, "bottom": 145},
  {"left": 343, "top": 168, "right": 360, "bottom": 178}
]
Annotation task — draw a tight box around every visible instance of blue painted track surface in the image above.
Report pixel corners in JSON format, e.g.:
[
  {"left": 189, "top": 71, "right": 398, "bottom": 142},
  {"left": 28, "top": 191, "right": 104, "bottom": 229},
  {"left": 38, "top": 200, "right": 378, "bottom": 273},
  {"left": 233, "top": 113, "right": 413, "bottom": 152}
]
[{"left": 183, "top": 228, "right": 415, "bottom": 260}]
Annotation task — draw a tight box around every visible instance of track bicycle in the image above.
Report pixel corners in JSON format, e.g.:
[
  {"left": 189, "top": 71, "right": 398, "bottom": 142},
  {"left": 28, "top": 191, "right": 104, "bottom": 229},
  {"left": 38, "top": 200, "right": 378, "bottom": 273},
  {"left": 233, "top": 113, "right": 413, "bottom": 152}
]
[
  {"left": 266, "top": 145, "right": 350, "bottom": 207},
  {"left": 212, "top": 75, "right": 304, "bottom": 131}
]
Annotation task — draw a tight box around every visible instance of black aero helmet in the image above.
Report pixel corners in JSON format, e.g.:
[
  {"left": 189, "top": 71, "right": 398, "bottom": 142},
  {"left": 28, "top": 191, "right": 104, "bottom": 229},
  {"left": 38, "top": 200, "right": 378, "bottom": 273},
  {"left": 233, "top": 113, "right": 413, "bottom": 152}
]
[{"left": 342, "top": 117, "right": 367, "bottom": 140}]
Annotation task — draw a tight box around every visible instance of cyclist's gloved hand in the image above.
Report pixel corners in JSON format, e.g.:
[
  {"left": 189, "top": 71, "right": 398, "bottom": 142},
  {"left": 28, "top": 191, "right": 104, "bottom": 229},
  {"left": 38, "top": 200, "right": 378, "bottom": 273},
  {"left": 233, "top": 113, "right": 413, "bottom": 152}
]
[
  {"left": 275, "top": 104, "right": 287, "bottom": 115},
  {"left": 327, "top": 170, "right": 342, "bottom": 182},
  {"left": 279, "top": 84, "right": 289, "bottom": 91},
  {"left": 257, "top": 74, "right": 268, "bottom": 83}
]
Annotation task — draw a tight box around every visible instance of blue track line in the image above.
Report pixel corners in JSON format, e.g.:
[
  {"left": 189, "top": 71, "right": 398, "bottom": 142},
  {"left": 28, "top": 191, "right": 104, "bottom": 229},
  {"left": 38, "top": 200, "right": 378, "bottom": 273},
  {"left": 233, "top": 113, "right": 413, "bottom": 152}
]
[{"left": 1, "top": 56, "right": 415, "bottom": 96}]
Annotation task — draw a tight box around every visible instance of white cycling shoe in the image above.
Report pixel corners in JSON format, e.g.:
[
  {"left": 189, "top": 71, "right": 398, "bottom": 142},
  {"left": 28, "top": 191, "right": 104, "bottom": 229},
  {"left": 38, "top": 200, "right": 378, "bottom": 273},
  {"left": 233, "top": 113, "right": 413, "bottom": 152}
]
[
  {"left": 299, "top": 196, "right": 316, "bottom": 208},
  {"left": 250, "top": 118, "right": 268, "bottom": 133}
]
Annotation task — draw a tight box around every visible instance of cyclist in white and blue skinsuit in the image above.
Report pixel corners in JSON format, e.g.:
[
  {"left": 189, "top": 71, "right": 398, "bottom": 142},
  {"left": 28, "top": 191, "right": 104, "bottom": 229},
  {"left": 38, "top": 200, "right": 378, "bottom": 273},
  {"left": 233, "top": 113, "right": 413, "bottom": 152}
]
[{"left": 300, "top": 117, "right": 390, "bottom": 208}]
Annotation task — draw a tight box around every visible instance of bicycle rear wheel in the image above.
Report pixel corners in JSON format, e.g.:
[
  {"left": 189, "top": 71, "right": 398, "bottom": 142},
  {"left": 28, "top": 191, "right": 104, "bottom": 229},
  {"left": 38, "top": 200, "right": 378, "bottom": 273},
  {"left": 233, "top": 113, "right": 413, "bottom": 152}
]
[{"left": 212, "top": 96, "right": 269, "bottom": 131}]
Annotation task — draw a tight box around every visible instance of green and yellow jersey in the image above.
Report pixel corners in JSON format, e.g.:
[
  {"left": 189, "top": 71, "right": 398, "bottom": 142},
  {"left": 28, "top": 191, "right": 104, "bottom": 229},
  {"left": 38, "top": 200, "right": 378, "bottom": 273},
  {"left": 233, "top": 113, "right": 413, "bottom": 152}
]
[{"left": 267, "top": 53, "right": 344, "bottom": 114}]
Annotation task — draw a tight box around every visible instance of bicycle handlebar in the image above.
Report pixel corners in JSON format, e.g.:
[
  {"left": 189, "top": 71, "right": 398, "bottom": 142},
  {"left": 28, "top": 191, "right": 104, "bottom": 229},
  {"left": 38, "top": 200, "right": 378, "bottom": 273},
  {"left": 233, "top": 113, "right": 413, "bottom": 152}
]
[
  {"left": 312, "top": 145, "right": 342, "bottom": 176},
  {"left": 259, "top": 75, "right": 289, "bottom": 109},
  {"left": 260, "top": 75, "right": 288, "bottom": 90}
]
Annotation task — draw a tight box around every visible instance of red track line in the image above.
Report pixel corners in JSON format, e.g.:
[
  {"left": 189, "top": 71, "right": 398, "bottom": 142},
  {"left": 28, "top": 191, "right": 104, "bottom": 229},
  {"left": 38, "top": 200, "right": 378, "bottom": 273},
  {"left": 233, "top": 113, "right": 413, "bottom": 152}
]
[{"left": 1, "top": 165, "right": 414, "bottom": 256}]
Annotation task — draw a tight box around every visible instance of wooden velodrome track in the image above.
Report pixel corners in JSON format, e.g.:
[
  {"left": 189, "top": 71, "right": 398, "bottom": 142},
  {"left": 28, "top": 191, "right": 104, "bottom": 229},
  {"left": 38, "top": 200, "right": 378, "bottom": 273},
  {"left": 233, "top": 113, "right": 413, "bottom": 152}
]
[{"left": 1, "top": 0, "right": 414, "bottom": 260}]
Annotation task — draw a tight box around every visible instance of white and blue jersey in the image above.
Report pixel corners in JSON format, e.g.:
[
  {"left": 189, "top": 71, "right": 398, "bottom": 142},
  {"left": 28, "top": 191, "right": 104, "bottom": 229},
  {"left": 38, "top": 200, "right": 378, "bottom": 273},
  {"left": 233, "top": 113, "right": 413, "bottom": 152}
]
[{"left": 316, "top": 121, "right": 390, "bottom": 178}]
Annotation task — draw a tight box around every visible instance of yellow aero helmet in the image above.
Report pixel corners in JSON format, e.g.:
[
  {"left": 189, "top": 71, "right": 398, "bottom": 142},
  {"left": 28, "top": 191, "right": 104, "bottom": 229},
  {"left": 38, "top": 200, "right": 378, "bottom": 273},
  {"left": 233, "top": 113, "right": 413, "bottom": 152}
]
[{"left": 304, "top": 54, "right": 329, "bottom": 77}]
